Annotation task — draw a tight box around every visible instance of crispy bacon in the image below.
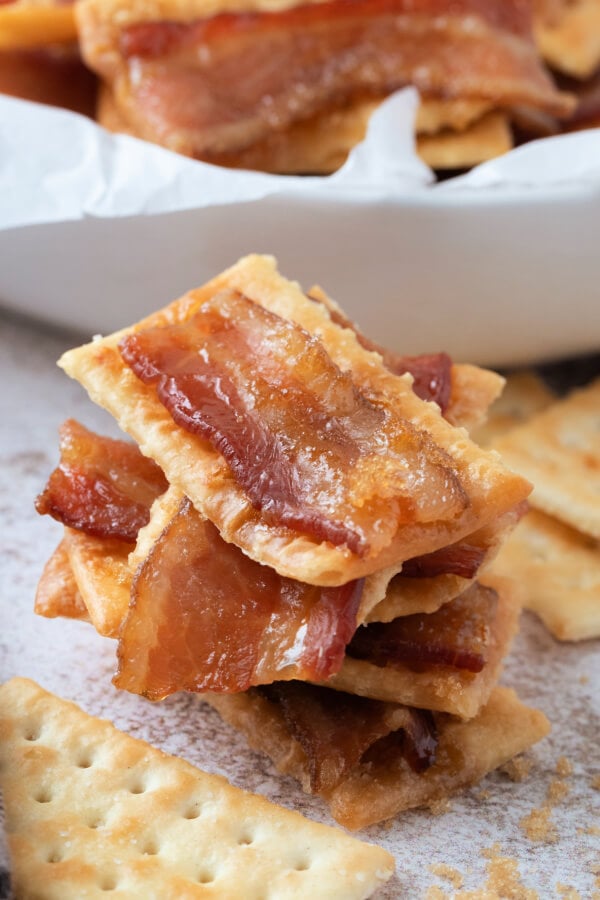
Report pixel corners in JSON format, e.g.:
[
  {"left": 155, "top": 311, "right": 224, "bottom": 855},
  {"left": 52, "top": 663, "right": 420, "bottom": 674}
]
[
  {"left": 112, "top": 0, "right": 572, "bottom": 159},
  {"left": 115, "top": 498, "right": 364, "bottom": 698},
  {"left": 119, "top": 289, "right": 468, "bottom": 556},
  {"left": 259, "top": 681, "right": 437, "bottom": 792},
  {"left": 401, "top": 541, "right": 487, "bottom": 579},
  {"left": 347, "top": 582, "right": 498, "bottom": 673},
  {"left": 35, "top": 419, "right": 167, "bottom": 542}
]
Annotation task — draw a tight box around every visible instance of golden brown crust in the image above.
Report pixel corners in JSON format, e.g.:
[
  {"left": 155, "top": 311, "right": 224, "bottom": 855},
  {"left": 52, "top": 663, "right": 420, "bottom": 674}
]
[
  {"left": 34, "top": 539, "right": 90, "bottom": 622},
  {"left": 205, "top": 686, "right": 550, "bottom": 829},
  {"left": 64, "top": 527, "right": 132, "bottom": 638},
  {"left": 59, "top": 255, "right": 532, "bottom": 586},
  {"left": 417, "top": 110, "right": 513, "bottom": 170}
]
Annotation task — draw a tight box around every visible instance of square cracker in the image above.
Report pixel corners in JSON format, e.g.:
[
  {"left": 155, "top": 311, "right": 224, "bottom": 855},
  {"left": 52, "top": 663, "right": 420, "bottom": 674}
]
[
  {"left": 59, "top": 254, "right": 530, "bottom": 586},
  {"left": 493, "top": 378, "right": 600, "bottom": 540},
  {"left": 416, "top": 111, "right": 513, "bottom": 171},
  {"left": 471, "top": 370, "right": 556, "bottom": 448},
  {"left": 491, "top": 508, "right": 600, "bottom": 641},
  {"left": 0, "top": 677, "right": 394, "bottom": 899},
  {"left": 535, "top": 0, "right": 600, "bottom": 79},
  {"left": 205, "top": 686, "right": 550, "bottom": 830}
]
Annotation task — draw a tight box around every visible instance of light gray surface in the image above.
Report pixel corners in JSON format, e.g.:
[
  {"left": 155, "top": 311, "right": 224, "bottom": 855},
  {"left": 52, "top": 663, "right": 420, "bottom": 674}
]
[{"left": 0, "top": 314, "right": 598, "bottom": 898}]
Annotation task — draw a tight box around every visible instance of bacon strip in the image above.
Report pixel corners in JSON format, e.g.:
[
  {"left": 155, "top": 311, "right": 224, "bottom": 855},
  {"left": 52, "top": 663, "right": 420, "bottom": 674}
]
[
  {"left": 258, "top": 681, "right": 437, "bottom": 792},
  {"left": 115, "top": 497, "right": 364, "bottom": 698},
  {"left": 108, "top": 0, "right": 571, "bottom": 159},
  {"left": 400, "top": 541, "right": 487, "bottom": 579},
  {"left": 347, "top": 582, "right": 498, "bottom": 673},
  {"left": 35, "top": 419, "right": 167, "bottom": 542},
  {"left": 119, "top": 289, "right": 468, "bottom": 556}
]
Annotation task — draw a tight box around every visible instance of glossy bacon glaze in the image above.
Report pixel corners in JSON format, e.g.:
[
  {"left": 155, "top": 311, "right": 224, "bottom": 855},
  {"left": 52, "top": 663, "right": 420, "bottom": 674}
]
[
  {"left": 35, "top": 419, "right": 167, "bottom": 542},
  {"left": 79, "top": 0, "right": 573, "bottom": 159},
  {"left": 348, "top": 582, "right": 499, "bottom": 673},
  {"left": 119, "top": 289, "right": 468, "bottom": 556},
  {"left": 115, "top": 497, "right": 364, "bottom": 698}
]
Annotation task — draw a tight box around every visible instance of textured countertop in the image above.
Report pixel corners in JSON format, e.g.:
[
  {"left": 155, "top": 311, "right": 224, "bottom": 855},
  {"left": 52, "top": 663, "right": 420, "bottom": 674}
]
[{"left": 1, "top": 312, "right": 598, "bottom": 899}]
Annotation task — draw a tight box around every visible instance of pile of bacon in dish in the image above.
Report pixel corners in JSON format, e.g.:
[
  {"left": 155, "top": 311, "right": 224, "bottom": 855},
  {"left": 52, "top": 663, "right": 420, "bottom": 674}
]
[
  {"left": 3, "top": 0, "right": 598, "bottom": 173},
  {"left": 35, "top": 255, "right": 550, "bottom": 830}
]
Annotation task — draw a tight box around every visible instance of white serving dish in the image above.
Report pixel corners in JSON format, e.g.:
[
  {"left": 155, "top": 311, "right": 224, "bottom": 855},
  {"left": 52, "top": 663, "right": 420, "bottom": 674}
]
[{"left": 1, "top": 92, "right": 599, "bottom": 367}]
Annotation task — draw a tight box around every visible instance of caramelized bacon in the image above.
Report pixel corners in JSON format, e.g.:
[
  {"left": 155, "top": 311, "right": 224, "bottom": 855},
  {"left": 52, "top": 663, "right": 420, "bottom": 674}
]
[
  {"left": 115, "top": 498, "right": 363, "bottom": 699},
  {"left": 35, "top": 419, "right": 167, "bottom": 542},
  {"left": 119, "top": 289, "right": 468, "bottom": 555},
  {"left": 259, "top": 681, "right": 437, "bottom": 792},
  {"left": 401, "top": 541, "right": 487, "bottom": 579},
  {"left": 347, "top": 582, "right": 499, "bottom": 673},
  {"left": 114, "top": 0, "right": 571, "bottom": 160}
]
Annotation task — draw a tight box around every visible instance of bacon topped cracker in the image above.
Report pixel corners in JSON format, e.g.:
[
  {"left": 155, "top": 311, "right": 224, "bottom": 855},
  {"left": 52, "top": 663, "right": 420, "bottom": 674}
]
[
  {"left": 59, "top": 255, "right": 532, "bottom": 586},
  {"left": 77, "top": 0, "right": 572, "bottom": 167}
]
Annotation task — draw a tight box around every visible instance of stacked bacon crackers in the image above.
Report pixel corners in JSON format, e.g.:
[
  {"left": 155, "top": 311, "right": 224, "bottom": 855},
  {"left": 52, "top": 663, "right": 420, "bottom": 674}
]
[
  {"left": 35, "top": 255, "right": 550, "bottom": 830},
  {"left": 74, "top": 0, "right": 574, "bottom": 172}
]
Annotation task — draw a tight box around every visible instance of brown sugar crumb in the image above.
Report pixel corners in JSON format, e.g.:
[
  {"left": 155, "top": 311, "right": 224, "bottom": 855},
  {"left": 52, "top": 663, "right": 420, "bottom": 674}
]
[
  {"left": 476, "top": 847, "right": 538, "bottom": 900},
  {"left": 500, "top": 756, "right": 533, "bottom": 783},
  {"left": 426, "top": 887, "right": 450, "bottom": 900},
  {"left": 430, "top": 863, "right": 464, "bottom": 889},
  {"left": 579, "top": 675, "right": 589, "bottom": 685},
  {"left": 519, "top": 805, "right": 558, "bottom": 843},
  {"left": 592, "top": 775, "right": 600, "bottom": 791},
  {"left": 429, "top": 797, "right": 453, "bottom": 816},
  {"left": 556, "top": 757, "right": 573, "bottom": 778},
  {"left": 547, "top": 778, "right": 570, "bottom": 805},
  {"left": 477, "top": 789, "right": 491, "bottom": 801},
  {"left": 434, "top": 846, "right": 539, "bottom": 900},
  {"left": 556, "top": 885, "right": 582, "bottom": 900}
]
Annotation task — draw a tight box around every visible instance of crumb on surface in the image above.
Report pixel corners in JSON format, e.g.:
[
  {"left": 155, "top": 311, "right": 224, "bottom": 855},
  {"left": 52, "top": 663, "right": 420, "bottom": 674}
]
[
  {"left": 500, "top": 756, "right": 533, "bottom": 783},
  {"left": 425, "top": 887, "right": 449, "bottom": 900},
  {"left": 429, "top": 863, "right": 464, "bottom": 889},
  {"left": 547, "top": 778, "right": 570, "bottom": 805},
  {"left": 555, "top": 757, "right": 573, "bottom": 778},
  {"left": 519, "top": 805, "right": 558, "bottom": 843},
  {"left": 556, "top": 885, "right": 582, "bottom": 900},
  {"left": 579, "top": 675, "right": 589, "bottom": 685},
  {"left": 591, "top": 775, "right": 600, "bottom": 791}
]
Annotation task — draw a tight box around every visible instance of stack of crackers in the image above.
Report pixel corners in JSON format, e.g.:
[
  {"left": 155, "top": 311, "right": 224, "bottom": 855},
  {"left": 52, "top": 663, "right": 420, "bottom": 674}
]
[
  {"left": 474, "top": 372, "right": 600, "bottom": 642},
  {"left": 0, "top": 0, "right": 586, "bottom": 172},
  {"left": 35, "top": 254, "right": 551, "bottom": 831}
]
